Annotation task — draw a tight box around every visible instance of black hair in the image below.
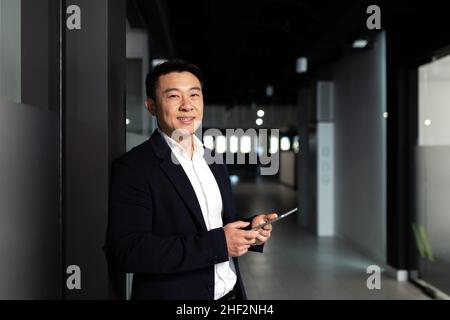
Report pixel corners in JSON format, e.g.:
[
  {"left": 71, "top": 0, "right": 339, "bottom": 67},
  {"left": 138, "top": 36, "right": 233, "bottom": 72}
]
[{"left": 145, "top": 60, "right": 204, "bottom": 100}]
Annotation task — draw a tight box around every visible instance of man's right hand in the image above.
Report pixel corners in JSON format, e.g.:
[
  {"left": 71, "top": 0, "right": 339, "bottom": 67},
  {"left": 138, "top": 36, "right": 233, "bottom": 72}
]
[{"left": 223, "top": 221, "right": 259, "bottom": 257}]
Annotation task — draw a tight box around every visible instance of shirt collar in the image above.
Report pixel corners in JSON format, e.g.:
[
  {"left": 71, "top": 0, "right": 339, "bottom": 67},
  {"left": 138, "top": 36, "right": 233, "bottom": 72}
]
[{"left": 157, "top": 127, "right": 204, "bottom": 159}]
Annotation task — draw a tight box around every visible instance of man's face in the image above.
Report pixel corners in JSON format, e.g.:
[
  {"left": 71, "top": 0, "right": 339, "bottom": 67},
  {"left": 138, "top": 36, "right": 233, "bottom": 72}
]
[{"left": 147, "top": 71, "right": 203, "bottom": 137}]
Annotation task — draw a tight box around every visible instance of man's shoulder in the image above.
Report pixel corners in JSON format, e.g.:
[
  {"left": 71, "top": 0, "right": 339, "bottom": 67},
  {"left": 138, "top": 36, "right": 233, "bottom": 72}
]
[{"left": 113, "top": 139, "right": 157, "bottom": 169}]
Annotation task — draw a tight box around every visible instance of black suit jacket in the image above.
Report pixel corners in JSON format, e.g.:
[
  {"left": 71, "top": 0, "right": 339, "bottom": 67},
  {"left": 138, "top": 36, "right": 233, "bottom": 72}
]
[{"left": 106, "top": 130, "right": 262, "bottom": 300}]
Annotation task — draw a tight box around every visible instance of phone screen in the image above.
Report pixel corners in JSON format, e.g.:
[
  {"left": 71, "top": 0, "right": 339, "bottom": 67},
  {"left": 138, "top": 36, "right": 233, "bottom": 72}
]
[{"left": 251, "top": 208, "right": 298, "bottom": 231}]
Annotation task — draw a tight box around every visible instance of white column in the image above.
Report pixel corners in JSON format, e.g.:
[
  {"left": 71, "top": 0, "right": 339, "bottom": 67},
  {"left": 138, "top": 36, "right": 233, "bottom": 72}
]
[{"left": 317, "top": 82, "right": 335, "bottom": 236}]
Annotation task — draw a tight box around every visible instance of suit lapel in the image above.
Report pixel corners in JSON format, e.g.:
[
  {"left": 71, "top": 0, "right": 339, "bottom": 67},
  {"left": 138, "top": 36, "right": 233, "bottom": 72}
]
[{"left": 150, "top": 131, "right": 208, "bottom": 231}]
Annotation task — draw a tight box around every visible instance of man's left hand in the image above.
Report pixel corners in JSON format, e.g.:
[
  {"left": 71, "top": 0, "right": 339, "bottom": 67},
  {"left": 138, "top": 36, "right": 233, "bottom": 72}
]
[{"left": 251, "top": 213, "right": 278, "bottom": 246}]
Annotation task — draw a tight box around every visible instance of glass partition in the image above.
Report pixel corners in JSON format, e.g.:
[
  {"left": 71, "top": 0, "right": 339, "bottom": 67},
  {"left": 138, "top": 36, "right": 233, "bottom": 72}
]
[{"left": 414, "top": 54, "right": 450, "bottom": 295}]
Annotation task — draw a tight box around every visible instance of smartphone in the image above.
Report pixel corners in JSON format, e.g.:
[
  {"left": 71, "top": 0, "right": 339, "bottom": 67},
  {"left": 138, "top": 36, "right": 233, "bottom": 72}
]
[{"left": 251, "top": 208, "right": 299, "bottom": 231}]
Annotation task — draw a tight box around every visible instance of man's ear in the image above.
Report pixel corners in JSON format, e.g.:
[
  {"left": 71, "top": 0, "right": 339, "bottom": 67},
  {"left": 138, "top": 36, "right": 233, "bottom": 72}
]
[{"left": 145, "top": 98, "right": 156, "bottom": 116}]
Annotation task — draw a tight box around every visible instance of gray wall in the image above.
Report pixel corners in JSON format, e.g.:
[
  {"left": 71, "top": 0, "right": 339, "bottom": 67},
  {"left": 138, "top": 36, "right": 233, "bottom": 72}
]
[
  {"left": 0, "top": 0, "right": 62, "bottom": 299},
  {"left": 333, "top": 32, "right": 387, "bottom": 263},
  {"left": 0, "top": 0, "right": 126, "bottom": 299},
  {"left": 21, "top": 0, "right": 60, "bottom": 112},
  {"left": 297, "top": 86, "right": 316, "bottom": 231},
  {"left": 0, "top": 0, "right": 21, "bottom": 102},
  {"left": 0, "top": 100, "right": 61, "bottom": 299}
]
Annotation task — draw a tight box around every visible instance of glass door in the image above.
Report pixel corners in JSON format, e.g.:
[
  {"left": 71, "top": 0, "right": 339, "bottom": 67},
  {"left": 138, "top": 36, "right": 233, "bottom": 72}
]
[{"left": 414, "top": 53, "right": 450, "bottom": 296}]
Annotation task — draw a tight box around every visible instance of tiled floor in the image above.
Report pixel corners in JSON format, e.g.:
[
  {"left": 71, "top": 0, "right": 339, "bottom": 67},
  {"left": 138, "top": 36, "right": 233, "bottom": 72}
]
[{"left": 232, "top": 178, "right": 429, "bottom": 300}]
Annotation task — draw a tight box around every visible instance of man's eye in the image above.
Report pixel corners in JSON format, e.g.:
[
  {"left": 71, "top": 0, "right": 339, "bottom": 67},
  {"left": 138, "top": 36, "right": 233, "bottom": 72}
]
[
  {"left": 191, "top": 93, "right": 200, "bottom": 97},
  {"left": 169, "top": 95, "right": 180, "bottom": 99}
]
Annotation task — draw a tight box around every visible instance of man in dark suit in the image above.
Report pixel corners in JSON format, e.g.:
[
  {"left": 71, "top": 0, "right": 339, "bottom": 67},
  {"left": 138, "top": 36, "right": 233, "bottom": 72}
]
[{"left": 106, "top": 60, "right": 277, "bottom": 300}]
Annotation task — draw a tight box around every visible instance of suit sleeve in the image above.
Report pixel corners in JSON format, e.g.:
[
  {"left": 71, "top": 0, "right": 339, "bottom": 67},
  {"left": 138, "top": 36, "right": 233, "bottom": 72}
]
[{"left": 106, "top": 157, "right": 229, "bottom": 275}]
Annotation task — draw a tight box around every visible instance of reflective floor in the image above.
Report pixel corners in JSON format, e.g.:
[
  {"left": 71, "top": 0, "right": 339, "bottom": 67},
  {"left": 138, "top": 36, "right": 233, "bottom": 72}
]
[{"left": 233, "top": 178, "right": 429, "bottom": 300}]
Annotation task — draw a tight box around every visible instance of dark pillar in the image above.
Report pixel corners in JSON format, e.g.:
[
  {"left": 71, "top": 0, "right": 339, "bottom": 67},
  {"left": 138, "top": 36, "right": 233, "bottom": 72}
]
[{"left": 64, "top": 0, "right": 126, "bottom": 299}]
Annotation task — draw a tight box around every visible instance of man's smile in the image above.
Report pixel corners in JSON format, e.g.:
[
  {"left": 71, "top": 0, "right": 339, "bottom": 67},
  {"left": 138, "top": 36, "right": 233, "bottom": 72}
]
[{"left": 177, "top": 116, "right": 196, "bottom": 124}]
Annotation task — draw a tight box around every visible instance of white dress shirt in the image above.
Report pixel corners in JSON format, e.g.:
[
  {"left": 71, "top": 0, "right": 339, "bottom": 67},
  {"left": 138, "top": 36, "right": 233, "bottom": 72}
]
[{"left": 158, "top": 129, "right": 237, "bottom": 300}]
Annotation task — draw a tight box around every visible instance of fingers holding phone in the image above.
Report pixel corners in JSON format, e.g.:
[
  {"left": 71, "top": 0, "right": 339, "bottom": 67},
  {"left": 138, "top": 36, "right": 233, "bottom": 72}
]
[
  {"left": 251, "top": 213, "right": 278, "bottom": 245},
  {"left": 223, "top": 221, "right": 260, "bottom": 257}
]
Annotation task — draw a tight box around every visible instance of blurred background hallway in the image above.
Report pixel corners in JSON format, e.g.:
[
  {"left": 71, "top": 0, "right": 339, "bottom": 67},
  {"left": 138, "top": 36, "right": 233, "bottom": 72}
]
[{"left": 235, "top": 176, "right": 427, "bottom": 299}]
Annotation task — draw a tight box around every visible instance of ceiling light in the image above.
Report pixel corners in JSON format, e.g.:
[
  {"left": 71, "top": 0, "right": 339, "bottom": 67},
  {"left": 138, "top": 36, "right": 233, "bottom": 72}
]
[
  {"left": 296, "top": 57, "right": 308, "bottom": 73},
  {"left": 256, "top": 118, "right": 263, "bottom": 126},
  {"left": 280, "top": 137, "right": 291, "bottom": 151},
  {"left": 229, "top": 175, "right": 240, "bottom": 185},
  {"left": 353, "top": 39, "right": 368, "bottom": 48},
  {"left": 216, "top": 135, "right": 226, "bottom": 153},
  {"left": 203, "top": 136, "right": 214, "bottom": 149},
  {"left": 257, "top": 110, "right": 265, "bottom": 117},
  {"left": 229, "top": 136, "right": 238, "bottom": 154},
  {"left": 270, "top": 136, "right": 279, "bottom": 154},
  {"left": 240, "top": 136, "right": 252, "bottom": 153}
]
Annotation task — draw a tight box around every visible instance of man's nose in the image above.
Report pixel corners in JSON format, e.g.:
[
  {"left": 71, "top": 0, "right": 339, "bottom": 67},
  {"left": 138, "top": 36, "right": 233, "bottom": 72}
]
[{"left": 179, "top": 95, "right": 194, "bottom": 111}]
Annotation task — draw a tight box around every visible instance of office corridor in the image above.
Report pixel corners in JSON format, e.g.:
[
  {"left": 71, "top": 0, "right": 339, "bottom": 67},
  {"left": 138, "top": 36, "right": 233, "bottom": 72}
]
[{"left": 233, "top": 179, "right": 429, "bottom": 300}]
